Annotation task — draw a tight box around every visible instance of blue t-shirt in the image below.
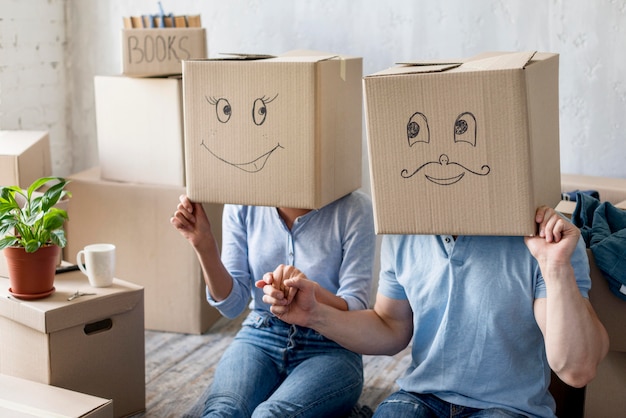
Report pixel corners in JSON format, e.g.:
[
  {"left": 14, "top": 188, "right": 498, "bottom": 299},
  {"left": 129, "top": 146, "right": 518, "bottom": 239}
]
[
  {"left": 378, "top": 234, "right": 591, "bottom": 418},
  {"left": 209, "top": 191, "right": 376, "bottom": 319}
]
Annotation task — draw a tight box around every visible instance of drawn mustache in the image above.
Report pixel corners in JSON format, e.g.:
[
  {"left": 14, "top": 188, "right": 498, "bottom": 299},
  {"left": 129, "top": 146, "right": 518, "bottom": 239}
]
[{"left": 401, "top": 154, "right": 491, "bottom": 179}]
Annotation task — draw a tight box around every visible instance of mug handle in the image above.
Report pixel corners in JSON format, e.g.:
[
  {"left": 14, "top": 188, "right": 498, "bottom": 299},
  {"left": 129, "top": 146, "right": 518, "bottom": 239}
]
[{"left": 77, "top": 250, "right": 88, "bottom": 275}]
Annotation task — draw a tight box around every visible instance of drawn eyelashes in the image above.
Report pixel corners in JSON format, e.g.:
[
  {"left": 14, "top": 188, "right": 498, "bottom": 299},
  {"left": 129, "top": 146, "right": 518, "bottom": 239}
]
[
  {"left": 206, "top": 94, "right": 279, "bottom": 125},
  {"left": 406, "top": 112, "right": 477, "bottom": 147}
]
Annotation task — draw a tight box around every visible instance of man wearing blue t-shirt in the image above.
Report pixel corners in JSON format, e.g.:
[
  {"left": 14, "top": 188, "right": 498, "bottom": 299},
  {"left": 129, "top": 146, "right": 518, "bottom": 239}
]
[{"left": 259, "top": 206, "right": 609, "bottom": 418}]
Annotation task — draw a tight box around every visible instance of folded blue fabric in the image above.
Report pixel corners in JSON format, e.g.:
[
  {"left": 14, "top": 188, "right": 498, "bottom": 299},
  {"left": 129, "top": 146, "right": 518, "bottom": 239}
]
[
  {"left": 561, "top": 189, "right": 600, "bottom": 202},
  {"left": 572, "top": 192, "right": 626, "bottom": 301}
]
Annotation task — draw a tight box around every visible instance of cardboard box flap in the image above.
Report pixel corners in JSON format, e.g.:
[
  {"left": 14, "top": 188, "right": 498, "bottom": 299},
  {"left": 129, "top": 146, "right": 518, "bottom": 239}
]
[
  {"left": 0, "top": 130, "right": 49, "bottom": 154},
  {"left": 0, "top": 273, "right": 143, "bottom": 334},
  {"left": 215, "top": 52, "right": 277, "bottom": 60},
  {"left": 461, "top": 50, "right": 537, "bottom": 70},
  {"left": 371, "top": 51, "right": 537, "bottom": 78},
  {"left": 369, "top": 63, "right": 461, "bottom": 77},
  {"left": 0, "top": 374, "right": 112, "bottom": 418}
]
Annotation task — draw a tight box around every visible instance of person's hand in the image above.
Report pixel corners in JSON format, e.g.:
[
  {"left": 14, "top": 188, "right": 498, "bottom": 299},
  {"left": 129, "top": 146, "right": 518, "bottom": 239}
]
[
  {"left": 170, "top": 194, "right": 212, "bottom": 248},
  {"left": 255, "top": 264, "right": 303, "bottom": 305},
  {"left": 524, "top": 206, "right": 580, "bottom": 267},
  {"left": 255, "top": 265, "right": 320, "bottom": 327}
]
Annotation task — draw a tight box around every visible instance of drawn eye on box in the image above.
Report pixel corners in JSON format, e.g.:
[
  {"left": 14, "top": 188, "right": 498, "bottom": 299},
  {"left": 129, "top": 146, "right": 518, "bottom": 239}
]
[
  {"left": 200, "top": 94, "right": 283, "bottom": 173},
  {"left": 400, "top": 111, "right": 491, "bottom": 186}
]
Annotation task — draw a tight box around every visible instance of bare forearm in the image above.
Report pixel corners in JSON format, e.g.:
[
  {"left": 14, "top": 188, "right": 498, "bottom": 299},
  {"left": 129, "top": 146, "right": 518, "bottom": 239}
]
[
  {"left": 308, "top": 303, "right": 411, "bottom": 356},
  {"left": 541, "top": 264, "right": 609, "bottom": 387},
  {"left": 193, "top": 234, "right": 233, "bottom": 301},
  {"left": 315, "top": 286, "right": 349, "bottom": 311}
]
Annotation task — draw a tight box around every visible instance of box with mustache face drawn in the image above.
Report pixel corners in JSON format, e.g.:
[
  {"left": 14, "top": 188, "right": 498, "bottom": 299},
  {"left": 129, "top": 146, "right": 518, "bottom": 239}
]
[
  {"left": 364, "top": 51, "right": 561, "bottom": 236},
  {"left": 183, "top": 50, "right": 363, "bottom": 209}
]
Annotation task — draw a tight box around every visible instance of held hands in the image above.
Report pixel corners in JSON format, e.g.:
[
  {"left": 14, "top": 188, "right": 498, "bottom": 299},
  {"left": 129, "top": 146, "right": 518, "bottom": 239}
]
[
  {"left": 524, "top": 206, "right": 581, "bottom": 267},
  {"left": 255, "top": 264, "right": 319, "bottom": 327}
]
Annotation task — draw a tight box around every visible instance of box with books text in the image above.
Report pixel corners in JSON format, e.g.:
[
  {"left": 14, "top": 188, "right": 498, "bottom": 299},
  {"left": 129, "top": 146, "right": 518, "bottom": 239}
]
[{"left": 121, "top": 15, "right": 207, "bottom": 77}]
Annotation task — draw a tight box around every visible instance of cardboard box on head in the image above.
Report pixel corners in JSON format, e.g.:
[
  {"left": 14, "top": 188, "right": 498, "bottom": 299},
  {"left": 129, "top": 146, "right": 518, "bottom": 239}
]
[
  {"left": 364, "top": 51, "right": 561, "bottom": 236},
  {"left": 183, "top": 50, "right": 363, "bottom": 209}
]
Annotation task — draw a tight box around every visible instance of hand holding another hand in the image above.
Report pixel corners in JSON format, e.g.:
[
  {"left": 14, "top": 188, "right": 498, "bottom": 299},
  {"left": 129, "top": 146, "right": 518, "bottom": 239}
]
[{"left": 255, "top": 264, "right": 319, "bottom": 327}]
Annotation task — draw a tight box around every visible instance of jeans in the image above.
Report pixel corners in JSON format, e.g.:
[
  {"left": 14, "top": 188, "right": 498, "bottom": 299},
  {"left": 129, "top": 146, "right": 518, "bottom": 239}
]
[
  {"left": 202, "top": 310, "right": 363, "bottom": 418},
  {"left": 373, "top": 391, "right": 529, "bottom": 418}
]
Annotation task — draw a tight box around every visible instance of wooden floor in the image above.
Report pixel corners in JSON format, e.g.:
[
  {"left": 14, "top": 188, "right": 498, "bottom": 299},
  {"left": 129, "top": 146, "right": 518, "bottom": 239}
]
[{"left": 132, "top": 310, "right": 412, "bottom": 417}]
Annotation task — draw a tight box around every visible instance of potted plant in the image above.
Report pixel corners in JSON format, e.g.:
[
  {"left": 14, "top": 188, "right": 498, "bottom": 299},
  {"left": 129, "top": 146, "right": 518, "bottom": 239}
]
[{"left": 0, "top": 176, "right": 71, "bottom": 299}]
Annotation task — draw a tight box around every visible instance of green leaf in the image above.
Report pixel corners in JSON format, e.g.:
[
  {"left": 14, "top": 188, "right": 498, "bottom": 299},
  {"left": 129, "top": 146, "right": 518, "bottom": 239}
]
[
  {"left": 0, "top": 236, "right": 18, "bottom": 250},
  {"left": 50, "top": 230, "right": 66, "bottom": 248},
  {"left": 43, "top": 209, "right": 67, "bottom": 230},
  {"left": 0, "top": 176, "right": 70, "bottom": 253},
  {"left": 23, "top": 239, "right": 42, "bottom": 253},
  {"left": 26, "top": 177, "right": 60, "bottom": 199}
]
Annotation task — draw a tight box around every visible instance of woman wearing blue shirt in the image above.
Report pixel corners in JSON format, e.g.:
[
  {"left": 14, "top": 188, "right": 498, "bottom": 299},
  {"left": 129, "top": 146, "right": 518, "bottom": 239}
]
[{"left": 171, "top": 190, "right": 375, "bottom": 417}]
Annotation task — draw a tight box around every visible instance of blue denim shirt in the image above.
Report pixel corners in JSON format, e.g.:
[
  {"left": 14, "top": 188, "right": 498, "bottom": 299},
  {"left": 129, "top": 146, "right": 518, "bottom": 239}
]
[{"left": 208, "top": 191, "right": 376, "bottom": 319}]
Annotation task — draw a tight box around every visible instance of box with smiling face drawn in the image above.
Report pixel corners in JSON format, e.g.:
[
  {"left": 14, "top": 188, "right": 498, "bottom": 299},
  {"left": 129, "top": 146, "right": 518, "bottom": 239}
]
[
  {"left": 364, "top": 51, "right": 561, "bottom": 236},
  {"left": 183, "top": 51, "right": 363, "bottom": 209}
]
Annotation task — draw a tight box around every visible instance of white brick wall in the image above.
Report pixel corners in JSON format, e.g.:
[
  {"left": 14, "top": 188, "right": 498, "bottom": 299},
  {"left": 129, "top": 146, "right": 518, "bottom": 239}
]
[{"left": 0, "top": 0, "right": 71, "bottom": 175}]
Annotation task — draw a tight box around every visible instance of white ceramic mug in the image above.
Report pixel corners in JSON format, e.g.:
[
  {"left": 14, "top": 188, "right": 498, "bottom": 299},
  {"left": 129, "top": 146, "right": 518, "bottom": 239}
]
[{"left": 77, "top": 243, "right": 116, "bottom": 287}]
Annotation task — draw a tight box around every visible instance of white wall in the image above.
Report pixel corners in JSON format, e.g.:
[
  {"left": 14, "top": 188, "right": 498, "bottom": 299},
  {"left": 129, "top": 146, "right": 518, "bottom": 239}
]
[{"left": 2, "top": 0, "right": 626, "bottom": 180}]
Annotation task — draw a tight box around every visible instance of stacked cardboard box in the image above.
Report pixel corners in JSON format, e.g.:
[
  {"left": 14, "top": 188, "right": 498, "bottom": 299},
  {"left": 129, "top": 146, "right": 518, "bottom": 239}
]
[
  {"left": 0, "top": 374, "right": 113, "bottom": 418},
  {"left": 121, "top": 13, "right": 206, "bottom": 77},
  {"left": 65, "top": 13, "right": 220, "bottom": 334},
  {"left": 0, "top": 271, "right": 145, "bottom": 417},
  {"left": 0, "top": 130, "right": 51, "bottom": 189},
  {"left": 65, "top": 168, "right": 222, "bottom": 334}
]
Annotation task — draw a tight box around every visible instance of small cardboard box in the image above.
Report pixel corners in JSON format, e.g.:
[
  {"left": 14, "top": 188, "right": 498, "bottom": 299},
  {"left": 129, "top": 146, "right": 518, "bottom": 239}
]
[
  {"left": 555, "top": 200, "right": 577, "bottom": 218},
  {"left": 584, "top": 249, "right": 626, "bottom": 417},
  {"left": 0, "top": 131, "right": 51, "bottom": 188},
  {"left": 364, "top": 51, "right": 561, "bottom": 235},
  {"left": 94, "top": 75, "right": 185, "bottom": 187},
  {"left": 64, "top": 167, "right": 222, "bottom": 334},
  {"left": 183, "top": 50, "right": 363, "bottom": 208},
  {"left": 0, "top": 374, "right": 113, "bottom": 418},
  {"left": 0, "top": 272, "right": 144, "bottom": 418},
  {"left": 122, "top": 28, "right": 207, "bottom": 77},
  {"left": 561, "top": 173, "right": 626, "bottom": 204}
]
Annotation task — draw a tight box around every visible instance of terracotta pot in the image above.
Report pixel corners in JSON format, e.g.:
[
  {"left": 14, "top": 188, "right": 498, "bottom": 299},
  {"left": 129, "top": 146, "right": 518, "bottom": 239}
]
[{"left": 3, "top": 245, "right": 60, "bottom": 299}]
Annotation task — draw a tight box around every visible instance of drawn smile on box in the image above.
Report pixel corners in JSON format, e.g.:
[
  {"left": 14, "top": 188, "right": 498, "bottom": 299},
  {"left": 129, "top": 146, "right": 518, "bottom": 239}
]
[
  {"left": 201, "top": 141, "right": 283, "bottom": 173},
  {"left": 202, "top": 94, "right": 282, "bottom": 173},
  {"left": 400, "top": 111, "right": 491, "bottom": 186}
]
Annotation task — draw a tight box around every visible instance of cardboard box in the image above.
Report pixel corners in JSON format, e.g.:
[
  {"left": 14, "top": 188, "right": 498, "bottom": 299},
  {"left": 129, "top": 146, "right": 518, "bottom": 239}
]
[
  {"left": 0, "top": 374, "right": 113, "bottom": 418},
  {"left": 555, "top": 200, "right": 576, "bottom": 218},
  {"left": 364, "top": 51, "right": 560, "bottom": 235},
  {"left": 0, "top": 130, "right": 51, "bottom": 188},
  {"left": 0, "top": 272, "right": 144, "bottom": 418},
  {"left": 122, "top": 28, "right": 207, "bottom": 77},
  {"left": 182, "top": 50, "right": 363, "bottom": 208},
  {"left": 555, "top": 198, "right": 626, "bottom": 219},
  {"left": 64, "top": 167, "right": 222, "bottom": 334},
  {"left": 584, "top": 249, "right": 626, "bottom": 417},
  {"left": 94, "top": 75, "right": 185, "bottom": 187},
  {"left": 561, "top": 173, "right": 626, "bottom": 204}
]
